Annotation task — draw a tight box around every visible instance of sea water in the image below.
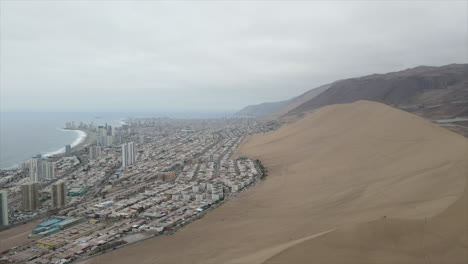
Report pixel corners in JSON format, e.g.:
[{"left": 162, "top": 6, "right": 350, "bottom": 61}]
[
  {"left": 0, "top": 111, "right": 234, "bottom": 169},
  {"left": 0, "top": 112, "right": 122, "bottom": 169}
]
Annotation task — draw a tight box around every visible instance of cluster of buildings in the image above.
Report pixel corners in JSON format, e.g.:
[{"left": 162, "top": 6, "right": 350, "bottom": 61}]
[
  {"left": 31, "top": 217, "right": 84, "bottom": 239},
  {"left": 0, "top": 117, "right": 276, "bottom": 263},
  {"left": 29, "top": 155, "right": 55, "bottom": 182},
  {"left": 97, "top": 124, "right": 126, "bottom": 149},
  {"left": 89, "top": 146, "right": 102, "bottom": 160},
  {"left": 20, "top": 180, "right": 67, "bottom": 211}
]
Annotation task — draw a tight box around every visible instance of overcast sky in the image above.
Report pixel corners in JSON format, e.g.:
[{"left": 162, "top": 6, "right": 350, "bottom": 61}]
[{"left": 1, "top": 1, "right": 467, "bottom": 112}]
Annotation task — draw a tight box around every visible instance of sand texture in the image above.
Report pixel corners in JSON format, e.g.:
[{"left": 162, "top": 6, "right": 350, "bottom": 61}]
[{"left": 85, "top": 101, "right": 467, "bottom": 264}]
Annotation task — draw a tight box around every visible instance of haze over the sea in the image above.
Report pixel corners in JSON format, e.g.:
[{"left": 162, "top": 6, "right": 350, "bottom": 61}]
[{"left": 0, "top": 111, "right": 236, "bottom": 169}]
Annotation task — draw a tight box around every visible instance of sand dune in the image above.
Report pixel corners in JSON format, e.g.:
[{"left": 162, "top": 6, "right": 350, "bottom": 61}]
[
  {"left": 264, "top": 189, "right": 468, "bottom": 263},
  {"left": 86, "top": 101, "right": 467, "bottom": 264}
]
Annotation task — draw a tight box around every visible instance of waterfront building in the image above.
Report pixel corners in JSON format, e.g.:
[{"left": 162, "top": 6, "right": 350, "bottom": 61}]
[
  {"left": 0, "top": 190, "right": 9, "bottom": 226},
  {"left": 89, "top": 146, "right": 102, "bottom": 159},
  {"left": 65, "top": 145, "right": 72, "bottom": 156},
  {"left": 22, "top": 182, "right": 39, "bottom": 211},
  {"left": 29, "top": 155, "right": 43, "bottom": 182},
  {"left": 51, "top": 181, "right": 66, "bottom": 208},
  {"left": 121, "top": 142, "right": 136, "bottom": 167}
]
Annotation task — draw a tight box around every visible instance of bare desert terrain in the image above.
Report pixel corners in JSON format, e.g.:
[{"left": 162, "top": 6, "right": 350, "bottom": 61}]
[
  {"left": 85, "top": 101, "right": 467, "bottom": 264},
  {"left": 0, "top": 219, "right": 42, "bottom": 253}
]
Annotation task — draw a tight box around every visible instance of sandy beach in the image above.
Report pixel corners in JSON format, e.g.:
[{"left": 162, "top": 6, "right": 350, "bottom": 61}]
[
  {"left": 71, "top": 129, "right": 97, "bottom": 152},
  {"left": 40, "top": 129, "right": 96, "bottom": 159}
]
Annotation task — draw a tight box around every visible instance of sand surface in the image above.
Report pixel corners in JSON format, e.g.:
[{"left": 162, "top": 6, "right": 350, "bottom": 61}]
[
  {"left": 73, "top": 129, "right": 96, "bottom": 152},
  {"left": 0, "top": 219, "right": 41, "bottom": 253},
  {"left": 84, "top": 101, "right": 467, "bottom": 264}
]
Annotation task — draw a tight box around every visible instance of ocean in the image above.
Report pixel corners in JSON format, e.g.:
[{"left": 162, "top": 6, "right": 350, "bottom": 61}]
[
  {"left": 0, "top": 111, "right": 234, "bottom": 169},
  {"left": 0, "top": 112, "right": 124, "bottom": 169}
]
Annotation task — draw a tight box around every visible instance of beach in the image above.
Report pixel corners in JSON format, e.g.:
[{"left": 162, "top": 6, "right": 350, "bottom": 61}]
[
  {"left": 70, "top": 129, "right": 96, "bottom": 152},
  {"left": 39, "top": 129, "right": 95, "bottom": 159},
  {"left": 0, "top": 112, "right": 121, "bottom": 169},
  {"left": 0, "top": 129, "right": 96, "bottom": 171}
]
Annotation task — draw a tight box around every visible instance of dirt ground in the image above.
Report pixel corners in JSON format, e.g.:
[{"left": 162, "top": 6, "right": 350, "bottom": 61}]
[{"left": 0, "top": 219, "right": 41, "bottom": 253}]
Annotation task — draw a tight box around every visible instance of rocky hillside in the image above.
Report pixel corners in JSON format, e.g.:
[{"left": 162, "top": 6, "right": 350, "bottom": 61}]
[
  {"left": 235, "top": 98, "right": 294, "bottom": 117},
  {"left": 238, "top": 64, "right": 468, "bottom": 136},
  {"left": 288, "top": 64, "right": 468, "bottom": 118}
]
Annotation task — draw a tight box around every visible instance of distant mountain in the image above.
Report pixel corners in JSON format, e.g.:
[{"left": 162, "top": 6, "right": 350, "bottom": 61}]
[
  {"left": 287, "top": 64, "right": 468, "bottom": 119},
  {"left": 237, "top": 64, "right": 468, "bottom": 136},
  {"left": 235, "top": 98, "right": 295, "bottom": 117},
  {"left": 265, "top": 84, "right": 331, "bottom": 119},
  {"left": 235, "top": 84, "right": 330, "bottom": 118}
]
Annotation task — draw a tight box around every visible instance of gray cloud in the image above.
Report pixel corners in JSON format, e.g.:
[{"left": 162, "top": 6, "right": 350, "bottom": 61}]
[{"left": 1, "top": 1, "right": 466, "bottom": 112}]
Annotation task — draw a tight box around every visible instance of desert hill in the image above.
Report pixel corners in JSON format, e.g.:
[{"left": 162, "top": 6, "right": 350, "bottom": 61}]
[
  {"left": 237, "top": 64, "right": 468, "bottom": 136},
  {"left": 288, "top": 64, "right": 468, "bottom": 119},
  {"left": 264, "top": 187, "right": 468, "bottom": 264},
  {"left": 235, "top": 83, "right": 330, "bottom": 118},
  {"left": 85, "top": 101, "right": 467, "bottom": 264},
  {"left": 264, "top": 83, "right": 331, "bottom": 120},
  {"left": 235, "top": 98, "right": 294, "bottom": 117}
]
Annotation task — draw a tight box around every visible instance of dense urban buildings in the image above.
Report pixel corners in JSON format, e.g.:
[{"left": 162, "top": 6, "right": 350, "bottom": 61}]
[
  {"left": 0, "top": 190, "right": 8, "bottom": 226},
  {"left": 97, "top": 125, "right": 115, "bottom": 148},
  {"left": 0, "top": 117, "right": 276, "bottom": 263},
  {"left": 29, "top": 155, "right": 55, "bottom": 182},
  {"left": 89, "top": 145, "right": 102, "bottom": 159}
]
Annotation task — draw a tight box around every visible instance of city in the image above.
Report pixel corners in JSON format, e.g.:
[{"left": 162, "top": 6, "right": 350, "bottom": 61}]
[{"left": 0, "top": 118, "right": 276, "bottom": 263}]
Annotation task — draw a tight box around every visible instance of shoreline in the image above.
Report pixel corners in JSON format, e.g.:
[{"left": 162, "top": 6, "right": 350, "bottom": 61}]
[
  {"left": 43, "top": 129, "right": 88, "bottom": 158},
  {"left": 71, "top": 129, "right": 97, "bottom": 152},
  {"left": 1, "top": 129, "right": 96, "bottom": 171},
  {"left": 49, "top": 128, "right": 97, "bottom": 155}
]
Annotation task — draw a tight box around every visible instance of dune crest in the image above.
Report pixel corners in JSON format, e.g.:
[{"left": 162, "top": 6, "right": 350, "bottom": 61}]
[{"left": 86, "top": 100, "right": 467, "bottom": 264}]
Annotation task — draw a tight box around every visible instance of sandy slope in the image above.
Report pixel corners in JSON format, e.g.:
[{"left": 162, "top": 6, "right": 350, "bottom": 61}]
[
  {"left": 264, "top": 190, "right": 468, "bottom": 263},
  {"left": 85, "top": 101, "right": 467, "bottom": 264}
]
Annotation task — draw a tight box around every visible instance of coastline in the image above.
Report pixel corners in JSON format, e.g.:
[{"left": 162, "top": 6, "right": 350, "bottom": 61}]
[
  {"left": 43, "top": 129, "right": 88, "bottom": 157},
  {"left": 1, "top": 129, "right": 96, "bottom": 170},
  {"left": 58, "top": 128, "right": 96, "bottom": 154},
  {"left": 71, "top": 129, "right": 97, "bottom": 152}
]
